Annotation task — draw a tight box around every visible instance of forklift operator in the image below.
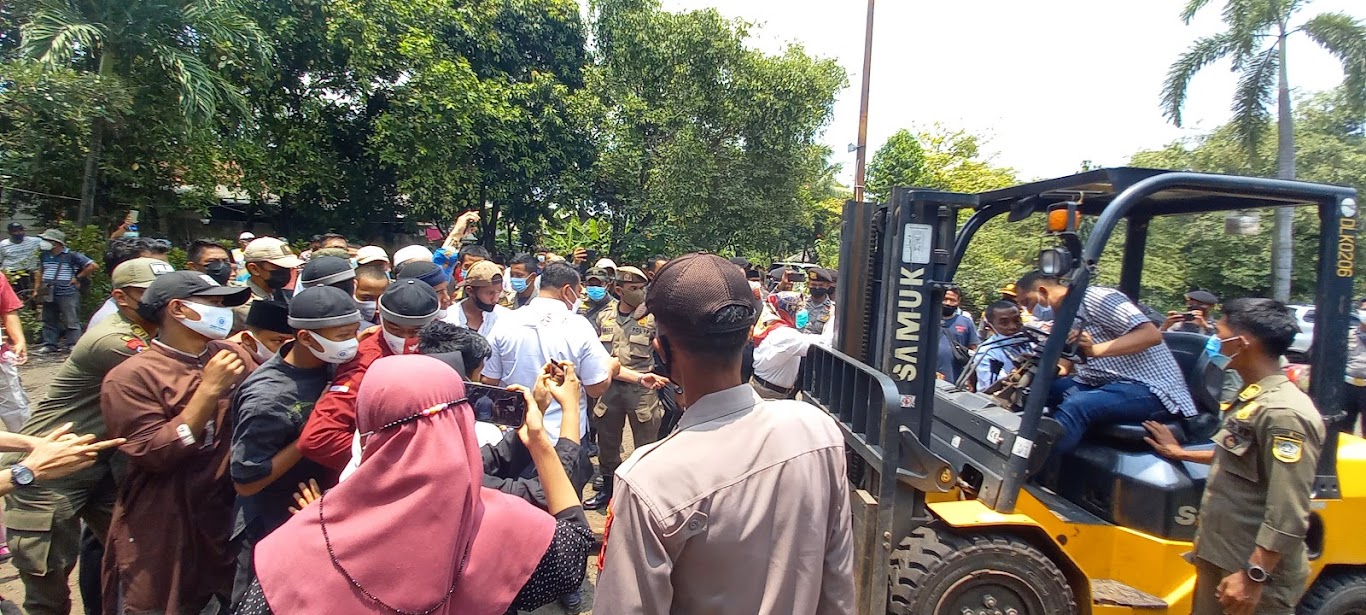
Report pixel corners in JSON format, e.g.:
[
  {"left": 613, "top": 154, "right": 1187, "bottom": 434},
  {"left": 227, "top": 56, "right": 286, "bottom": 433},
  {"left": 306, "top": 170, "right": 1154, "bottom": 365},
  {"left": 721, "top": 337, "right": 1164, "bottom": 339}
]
[
  {"left": 1143, "top": 298, "right": 1325, "bottom": 615},
  {"left": 1032, "top": 273, "right": 1198, "bottom": 458}
]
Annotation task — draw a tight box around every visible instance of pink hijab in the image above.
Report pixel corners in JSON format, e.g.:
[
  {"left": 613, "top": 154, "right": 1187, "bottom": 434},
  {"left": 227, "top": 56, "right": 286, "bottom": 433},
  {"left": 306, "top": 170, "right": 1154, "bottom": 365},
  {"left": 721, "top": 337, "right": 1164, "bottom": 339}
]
[{"left": 254, "top": 355, "right": 556, "bottom": 615}]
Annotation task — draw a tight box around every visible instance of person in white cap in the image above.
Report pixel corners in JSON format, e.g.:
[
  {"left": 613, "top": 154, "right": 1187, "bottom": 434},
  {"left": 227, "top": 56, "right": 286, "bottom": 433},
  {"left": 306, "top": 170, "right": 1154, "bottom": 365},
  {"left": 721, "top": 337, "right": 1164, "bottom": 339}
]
[
  {"left": 392, "top": 245, "right": 434, "bottom": 268},
  {"left": 242, "top": 238, "right": 303, "bottom": 304},
  {"left": 354, "top": 246, "right": 390, "bottom": 275},
  {"left": 232, "top": 232, "right": 256, "bottom": 273},
  {"left": 595, "top": 258, "right": 618, "bottom": 278}
]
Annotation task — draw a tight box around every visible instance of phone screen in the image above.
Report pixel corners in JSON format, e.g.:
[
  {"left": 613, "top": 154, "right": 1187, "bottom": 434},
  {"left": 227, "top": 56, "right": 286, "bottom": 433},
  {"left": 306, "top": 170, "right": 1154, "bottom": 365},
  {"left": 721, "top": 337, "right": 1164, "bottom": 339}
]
[{"left": 465, "top": 382, "right": 527, "bottom": 428}]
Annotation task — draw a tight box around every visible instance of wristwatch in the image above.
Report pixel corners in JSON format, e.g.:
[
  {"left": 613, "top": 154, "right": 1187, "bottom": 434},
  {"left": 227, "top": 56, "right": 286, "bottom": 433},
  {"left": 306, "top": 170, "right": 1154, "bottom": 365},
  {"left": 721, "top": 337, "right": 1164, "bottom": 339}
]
[
  {"left": 9, "top": 463, "right": 34, "bottom": 488},
  {"left": 1245, "top": 563, "right": 1271, "bottom": 583}
]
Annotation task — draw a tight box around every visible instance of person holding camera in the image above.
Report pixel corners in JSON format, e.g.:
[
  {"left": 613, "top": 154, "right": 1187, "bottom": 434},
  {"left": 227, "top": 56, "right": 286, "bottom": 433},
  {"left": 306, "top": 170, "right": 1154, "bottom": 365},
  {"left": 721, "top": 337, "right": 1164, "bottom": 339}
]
[
  {"left": 240, "top": 355, "right": 593, "bottom": 615},
  {"left": 1162, "top": 289, "right": 1219, "bottom": 336}
]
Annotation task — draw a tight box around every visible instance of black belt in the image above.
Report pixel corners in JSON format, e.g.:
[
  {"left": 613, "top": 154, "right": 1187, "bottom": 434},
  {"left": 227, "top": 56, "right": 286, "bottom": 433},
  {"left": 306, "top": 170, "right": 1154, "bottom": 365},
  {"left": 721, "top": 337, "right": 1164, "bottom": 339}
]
[{"left": 753, "top": 375, "right": 797, "bottom": 396}]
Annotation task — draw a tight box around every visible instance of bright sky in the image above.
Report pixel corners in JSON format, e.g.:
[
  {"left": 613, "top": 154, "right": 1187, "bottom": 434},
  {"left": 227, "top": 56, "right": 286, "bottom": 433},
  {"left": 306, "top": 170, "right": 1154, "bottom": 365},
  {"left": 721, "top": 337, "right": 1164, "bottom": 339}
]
[{"left": 660, "top": 0, "right": 1365, "bottom": 184}]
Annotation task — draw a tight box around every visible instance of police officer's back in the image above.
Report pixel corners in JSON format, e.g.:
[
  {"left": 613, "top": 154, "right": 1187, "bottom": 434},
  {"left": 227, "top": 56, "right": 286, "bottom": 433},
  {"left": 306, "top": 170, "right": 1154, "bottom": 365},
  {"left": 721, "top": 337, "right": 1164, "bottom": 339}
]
[
  {"left": 594, "top": 253, "right": 854, "bottom": 615},
  {"left": 1145, "top": 298, "right": 1325, "bottom": 615}
]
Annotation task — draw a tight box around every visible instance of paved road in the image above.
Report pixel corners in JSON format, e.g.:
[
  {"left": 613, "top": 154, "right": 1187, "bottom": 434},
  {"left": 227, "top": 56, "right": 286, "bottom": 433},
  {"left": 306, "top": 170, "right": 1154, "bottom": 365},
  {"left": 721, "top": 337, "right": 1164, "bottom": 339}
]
[{"left": 0, "top": 353, "right": 618, "bottom": 614}]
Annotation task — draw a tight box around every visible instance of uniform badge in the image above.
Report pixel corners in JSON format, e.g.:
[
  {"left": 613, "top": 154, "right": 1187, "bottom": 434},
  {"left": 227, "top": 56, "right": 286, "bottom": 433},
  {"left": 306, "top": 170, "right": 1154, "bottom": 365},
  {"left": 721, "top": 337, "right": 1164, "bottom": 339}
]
[
  {"left": 121, "top": 335, "right": 146, "bottom": 353},
  {"left": 1272, "top": 436, "right": 1304, "bottom": 463},
  {"left": 1238, "top": 383, "right": 1263, "bottom": 402},
  {"left": 1234, "top": 402, "right": 1261, "bottom": 421}
]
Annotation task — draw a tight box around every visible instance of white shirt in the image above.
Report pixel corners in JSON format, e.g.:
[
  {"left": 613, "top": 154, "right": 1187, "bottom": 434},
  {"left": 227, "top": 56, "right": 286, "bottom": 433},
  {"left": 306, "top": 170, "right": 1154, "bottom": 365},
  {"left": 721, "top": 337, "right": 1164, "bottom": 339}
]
[
  {"left": 88, "top": 297, "right": 118, "bottom": 328},
  {"left": 483, "top": 297, "right": 612, "bottom": 443},
  {"left": 753, "top": 325, "right": 831, "bottom": 389},
  {"left": 446, "top": 299, "right": 510, "bottom": 337}
]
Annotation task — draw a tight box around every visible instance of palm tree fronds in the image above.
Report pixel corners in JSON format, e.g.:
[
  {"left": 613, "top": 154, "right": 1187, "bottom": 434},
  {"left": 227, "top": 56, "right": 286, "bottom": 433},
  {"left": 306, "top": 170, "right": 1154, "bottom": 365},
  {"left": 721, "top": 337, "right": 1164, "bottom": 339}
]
[
  {"left": 181, "top": 0, "right": 274, "bottom": 67},
  {"left": 1163, "top": 33, "right": 1236, "bottom": 126},
  {"left": 18, "top": 0, "right": 108, "bottom": 68},
  {"left": 1301, "top": 12, "right": 1366, "bottom": 113},
  {"left": 1230, "top": 45, "right": 1277, "bottom": 156},
  {"left": 1181, "top": 0, "right": 1214, "bottom": 24},
  {"left": 153, "top": 43, "right": 249, "bottom": 124}
]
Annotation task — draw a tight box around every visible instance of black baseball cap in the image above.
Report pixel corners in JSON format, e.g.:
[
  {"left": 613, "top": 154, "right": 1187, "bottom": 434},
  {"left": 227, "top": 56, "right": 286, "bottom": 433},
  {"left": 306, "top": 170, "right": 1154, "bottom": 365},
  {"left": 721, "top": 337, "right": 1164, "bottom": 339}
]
[
  {"left": 1185, "top": 289, "right": 1218, "bottom": 305},
  {"left": 647, "top": 253, "right": 758, "bottom": 335},
  {"left": 142, "top": 271, "right": 251, "bottom": 307},
  {"left": 246, "top": 300, "right": 293, "bottom": 334},
  {"left": 6, "top": 223, "right": 23, "bottom": 232},
  {"left": 289, "top": 286, "right": 362, "bottom": 330},
  {"left": 728, "top": 256, "right": 751, "bottom": 269},
  {"left": 378, "top": 279, "right": 441, "bottom": 327}
]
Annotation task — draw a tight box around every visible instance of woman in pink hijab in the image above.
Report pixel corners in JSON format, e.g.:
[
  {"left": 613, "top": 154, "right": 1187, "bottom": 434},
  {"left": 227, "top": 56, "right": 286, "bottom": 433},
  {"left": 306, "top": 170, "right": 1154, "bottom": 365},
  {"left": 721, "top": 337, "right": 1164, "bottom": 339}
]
[{"left": 236, "top": 355, "right": 593, "bottom": 615}]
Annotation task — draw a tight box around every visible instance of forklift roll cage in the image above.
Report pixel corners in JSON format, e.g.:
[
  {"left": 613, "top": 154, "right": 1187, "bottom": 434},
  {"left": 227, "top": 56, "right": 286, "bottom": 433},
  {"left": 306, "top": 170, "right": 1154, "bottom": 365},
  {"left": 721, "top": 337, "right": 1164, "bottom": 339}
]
[{"left": 803, "top": 168, "right": 1358, "bottom": 613}]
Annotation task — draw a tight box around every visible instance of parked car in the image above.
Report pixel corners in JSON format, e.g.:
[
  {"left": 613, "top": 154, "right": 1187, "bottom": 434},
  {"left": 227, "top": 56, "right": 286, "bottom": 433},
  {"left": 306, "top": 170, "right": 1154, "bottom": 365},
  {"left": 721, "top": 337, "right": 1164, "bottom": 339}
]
[{"left": 1287, "top": 304, "right": 1362, "bottom": 358}]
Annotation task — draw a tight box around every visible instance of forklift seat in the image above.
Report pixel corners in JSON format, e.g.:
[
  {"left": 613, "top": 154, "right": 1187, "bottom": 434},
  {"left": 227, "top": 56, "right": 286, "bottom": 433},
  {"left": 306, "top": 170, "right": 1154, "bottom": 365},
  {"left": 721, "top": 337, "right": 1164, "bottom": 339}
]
[{"left": 1084, "top": 331, "right": 1224, "bottom": 449}]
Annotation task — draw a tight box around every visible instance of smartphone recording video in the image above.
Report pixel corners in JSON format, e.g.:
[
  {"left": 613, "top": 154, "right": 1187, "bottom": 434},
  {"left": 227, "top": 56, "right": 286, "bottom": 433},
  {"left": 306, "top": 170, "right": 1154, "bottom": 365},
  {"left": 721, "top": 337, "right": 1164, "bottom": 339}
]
[{"left": 465, "top": 383, "right": 527, "bottom": 428}]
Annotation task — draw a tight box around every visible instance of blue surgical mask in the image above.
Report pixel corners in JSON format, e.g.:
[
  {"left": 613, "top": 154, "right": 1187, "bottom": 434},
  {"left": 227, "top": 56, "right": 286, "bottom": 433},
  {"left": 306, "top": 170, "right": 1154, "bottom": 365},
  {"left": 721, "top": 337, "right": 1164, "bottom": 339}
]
[
  {"left": 795, "top": 309, "right": 810, "bottom": 330},
  {"left": 586, "top": 286, "right": 608, "bottom": 302},
  {"left": 1204, "top": 335, "right": 1241, "bottom": 370},
  {"left": 510, "top": 277, "right": 529, "bottom": 293}
]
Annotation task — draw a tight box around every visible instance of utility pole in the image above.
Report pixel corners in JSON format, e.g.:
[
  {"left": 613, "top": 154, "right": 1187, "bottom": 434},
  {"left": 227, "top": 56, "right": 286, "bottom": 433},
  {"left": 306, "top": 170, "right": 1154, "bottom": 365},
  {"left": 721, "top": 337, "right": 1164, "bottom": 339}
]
[{"left": 852, "top": 0, "right": 875, "bottom": 203}]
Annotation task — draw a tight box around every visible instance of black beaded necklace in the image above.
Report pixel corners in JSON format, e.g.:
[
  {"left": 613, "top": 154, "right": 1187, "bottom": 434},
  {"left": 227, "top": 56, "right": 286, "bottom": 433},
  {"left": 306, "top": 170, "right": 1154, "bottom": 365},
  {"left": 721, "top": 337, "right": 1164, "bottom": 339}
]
[{"left": 318, "top": 492, "right": 474, "bottom": 615}]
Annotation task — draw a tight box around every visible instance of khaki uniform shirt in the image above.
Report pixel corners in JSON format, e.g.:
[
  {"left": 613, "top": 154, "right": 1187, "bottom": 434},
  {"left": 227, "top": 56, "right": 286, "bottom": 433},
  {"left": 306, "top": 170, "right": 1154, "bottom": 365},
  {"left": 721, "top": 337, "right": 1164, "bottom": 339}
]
[
  {"left": 595, "top": 301, "right": 655, "bottom": 372},
  {"left": 1195, "top": 374, "right": 1325, "bottom": 587},
  {"left": 802, "top": 297, "right": 834, "bottom": 336},
  {"left": 594, "top": 385, "right": 855, "bottom": 615}
]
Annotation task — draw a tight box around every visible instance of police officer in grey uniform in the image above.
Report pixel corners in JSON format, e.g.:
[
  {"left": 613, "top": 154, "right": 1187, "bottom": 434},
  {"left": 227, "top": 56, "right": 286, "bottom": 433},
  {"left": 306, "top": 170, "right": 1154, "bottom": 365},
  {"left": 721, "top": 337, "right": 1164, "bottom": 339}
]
[
  {"left": 595, "top": 253, "right": 854, "bottom": 614},
  {"left": 801, "top": 268, "right": 835, "bottom": 336},
  {"left": 1144, "top": 298, "right": 1325, "bottom": 615}
]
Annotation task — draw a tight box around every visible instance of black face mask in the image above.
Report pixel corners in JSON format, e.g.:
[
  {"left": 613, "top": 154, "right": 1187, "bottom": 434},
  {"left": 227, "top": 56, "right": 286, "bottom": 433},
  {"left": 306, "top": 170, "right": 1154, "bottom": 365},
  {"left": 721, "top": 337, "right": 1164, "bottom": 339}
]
[
  {"left": 135, "top": 301, "right": 161, "bottom": 324},
  {"left": 10, "top": 234, "right": 23, "bottom": 242},
  {"left": 811, "top": 287, "right": 831, "bottom": 300},
  {"left": 261, "top": 267, "right": 292, "bottom": 291},
  {"left": 942, "top": 304, "right": 958, "bottom": 318},
  {"left": 203, "top": 262, "right": 232, "bottom": 285},
  {"left": 472, "top": 296, "right": 496, "bottom": 313}
]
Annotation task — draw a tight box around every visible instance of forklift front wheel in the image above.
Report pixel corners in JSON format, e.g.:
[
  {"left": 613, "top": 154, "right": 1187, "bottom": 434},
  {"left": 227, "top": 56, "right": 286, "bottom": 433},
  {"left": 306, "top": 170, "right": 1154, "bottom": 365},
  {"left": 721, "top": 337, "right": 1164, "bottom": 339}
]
[
  {"left": 1299, "top": 570, "right": 1366, "bottom": 614},
  {"left": 888, "top": 524, "right": 1077, "bottom": 615}
]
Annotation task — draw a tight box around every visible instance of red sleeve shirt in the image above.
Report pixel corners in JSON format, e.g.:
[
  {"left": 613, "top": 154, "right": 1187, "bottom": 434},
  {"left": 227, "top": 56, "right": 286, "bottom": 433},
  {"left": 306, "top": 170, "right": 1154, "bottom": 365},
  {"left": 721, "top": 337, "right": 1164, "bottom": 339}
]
[
  {"left": 0, "top": 275, "right": 22, "bottom": 315},
  {"left": 298, "top": 334, "right": 391, "bottom": 470}
]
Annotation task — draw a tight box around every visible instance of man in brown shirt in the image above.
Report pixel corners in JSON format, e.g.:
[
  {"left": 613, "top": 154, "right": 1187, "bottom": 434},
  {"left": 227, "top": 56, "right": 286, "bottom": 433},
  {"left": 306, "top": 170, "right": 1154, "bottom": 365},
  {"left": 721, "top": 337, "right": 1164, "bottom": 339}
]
[
  {"left": 595, "top": 253, "right": 854, "bottom": 615},
  {"left": 99, "top": 271, "right": 253, "bottom": 614}
]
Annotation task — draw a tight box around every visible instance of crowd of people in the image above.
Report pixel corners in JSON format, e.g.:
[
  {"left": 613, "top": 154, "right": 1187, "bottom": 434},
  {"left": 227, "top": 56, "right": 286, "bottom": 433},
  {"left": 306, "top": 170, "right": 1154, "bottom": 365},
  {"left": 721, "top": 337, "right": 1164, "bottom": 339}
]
[
  {"left": 0, "top": 214, "right": 857, "bottom": 615},
  {"left": 0, "top": 210, "right": 1343, "bottom": 615}
]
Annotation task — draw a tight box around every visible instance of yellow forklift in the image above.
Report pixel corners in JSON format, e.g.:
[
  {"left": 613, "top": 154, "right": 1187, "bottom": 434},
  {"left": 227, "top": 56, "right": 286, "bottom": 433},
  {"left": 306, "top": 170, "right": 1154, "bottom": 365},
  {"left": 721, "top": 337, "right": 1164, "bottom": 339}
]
[{"left": 800, "top": 168, "right": 1366, "bottom": 614}]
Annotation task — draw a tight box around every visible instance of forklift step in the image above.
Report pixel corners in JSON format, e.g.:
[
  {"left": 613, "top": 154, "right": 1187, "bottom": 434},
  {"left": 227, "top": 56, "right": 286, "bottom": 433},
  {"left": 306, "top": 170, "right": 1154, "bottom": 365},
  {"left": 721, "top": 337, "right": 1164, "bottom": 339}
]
[{"left": 1091, "top": 579, "right": 1167, "bottom": 609}]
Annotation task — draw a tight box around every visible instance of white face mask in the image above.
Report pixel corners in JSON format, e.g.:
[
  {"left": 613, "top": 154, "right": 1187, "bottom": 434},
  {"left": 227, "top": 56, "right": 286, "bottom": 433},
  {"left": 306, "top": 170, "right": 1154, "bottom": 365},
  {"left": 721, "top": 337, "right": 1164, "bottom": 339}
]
[
  {"left": 381, "top": 328, "right": 411, "bottom": 355},
  {"left": 244, "top": 332, "right": 276, "bottom": 364},
  {"left": 435, "top": 308, "right": 449, "bottom": 320},
  {"left": 177, "top": 301, "right": 233, "bottom": 340},
  {"left": 303, "top": 331, "right": 360, "bottom": 364},
  {"left": 354, "top": 299, "right": 377, "bottom": 322}
]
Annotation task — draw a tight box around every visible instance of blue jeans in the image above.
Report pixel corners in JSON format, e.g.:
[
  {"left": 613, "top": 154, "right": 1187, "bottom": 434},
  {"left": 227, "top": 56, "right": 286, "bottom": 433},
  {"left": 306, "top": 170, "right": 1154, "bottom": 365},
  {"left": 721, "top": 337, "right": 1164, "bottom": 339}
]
[{"left": 1048, "top": 376, "right": 1167, "bottom": 457}]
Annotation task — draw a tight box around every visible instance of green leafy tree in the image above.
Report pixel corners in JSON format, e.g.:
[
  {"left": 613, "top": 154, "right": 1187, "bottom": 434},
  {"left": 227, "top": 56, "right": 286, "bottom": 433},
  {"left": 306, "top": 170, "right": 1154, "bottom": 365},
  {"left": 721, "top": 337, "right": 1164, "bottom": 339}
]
[
  {"left": 17, "top": 0, "right": 273, "bottom": 224},
  {"left": 865, "top": 129, "right": 927, "bottom": 202},
  {"left": 1161, "top": 0, "right": 1366, "bottom": 300}
]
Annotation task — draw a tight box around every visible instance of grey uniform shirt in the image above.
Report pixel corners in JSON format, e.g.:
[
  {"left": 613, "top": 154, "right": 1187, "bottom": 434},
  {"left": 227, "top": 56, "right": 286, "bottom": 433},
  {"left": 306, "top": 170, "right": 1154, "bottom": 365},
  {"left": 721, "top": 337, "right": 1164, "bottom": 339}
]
[{"left": 594, "top": 385, "right": 855, "bottom": 615}]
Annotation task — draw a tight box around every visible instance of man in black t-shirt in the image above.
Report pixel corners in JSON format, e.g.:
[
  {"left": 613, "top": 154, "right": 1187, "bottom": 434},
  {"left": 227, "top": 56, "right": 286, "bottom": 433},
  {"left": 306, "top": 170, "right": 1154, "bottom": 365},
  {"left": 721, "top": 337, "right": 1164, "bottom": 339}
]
[{"left": 228, "top": 286, "right": 361, "bottom": 606}]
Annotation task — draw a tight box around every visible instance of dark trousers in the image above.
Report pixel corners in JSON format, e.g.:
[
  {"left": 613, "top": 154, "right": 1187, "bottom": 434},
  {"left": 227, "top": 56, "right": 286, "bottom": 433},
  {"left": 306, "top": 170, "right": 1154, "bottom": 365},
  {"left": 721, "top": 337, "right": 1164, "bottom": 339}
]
[
  {"left": 40, "top": 293, "right": 81, "bottom": 349},
  {"left": 1047, "top": 377, "right": 1167, "bottom": 457},
  {"left": 79, "top": 525, "right": 103, "bottom": 615},
  {"left": 1343, "top": 383, "right": 1366, "bottom": 435}
]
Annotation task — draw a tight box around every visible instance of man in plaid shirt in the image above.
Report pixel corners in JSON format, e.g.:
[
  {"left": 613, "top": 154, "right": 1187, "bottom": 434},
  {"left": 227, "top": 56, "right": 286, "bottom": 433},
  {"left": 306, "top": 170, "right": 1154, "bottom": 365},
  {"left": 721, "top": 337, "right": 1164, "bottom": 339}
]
[{"left": 1028, "top": 273, "right": 1198, "bottom": 457}]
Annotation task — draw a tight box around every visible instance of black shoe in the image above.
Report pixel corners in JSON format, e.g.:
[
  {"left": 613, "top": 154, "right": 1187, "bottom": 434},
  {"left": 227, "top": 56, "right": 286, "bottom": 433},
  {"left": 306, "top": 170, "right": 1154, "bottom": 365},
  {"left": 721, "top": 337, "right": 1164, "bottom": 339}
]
[
  {"left": 592, "top": 475, "right": 604, "bottom": 491},
  {"left": 560, "top": 590, "right": 583, "bottom": 614},
  {"left": 583, "top": 489, "right": 611, "bottom": 511}
]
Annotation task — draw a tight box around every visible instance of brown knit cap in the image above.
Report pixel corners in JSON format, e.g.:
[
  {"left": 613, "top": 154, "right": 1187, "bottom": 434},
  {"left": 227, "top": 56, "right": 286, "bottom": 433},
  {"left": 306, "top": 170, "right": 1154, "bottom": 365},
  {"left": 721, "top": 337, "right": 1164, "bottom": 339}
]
[{"left": 646, "top": 253, "right": 759, "bottom": 334}]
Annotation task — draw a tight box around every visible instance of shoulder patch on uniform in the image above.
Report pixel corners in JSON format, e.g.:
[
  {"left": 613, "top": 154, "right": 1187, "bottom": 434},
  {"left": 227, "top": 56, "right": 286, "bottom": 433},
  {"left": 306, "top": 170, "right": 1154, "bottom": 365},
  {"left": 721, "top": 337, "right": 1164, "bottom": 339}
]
[
  {"left": 1272, "top": 435, "right": 1304, "bottom": 463},
  {"left": 329, "top": 383, "right": 350, "bottom": 393},
  {"left": 1238, "top": 383, "right": 1263, "bottom": 402},
  {"left": 1234, "top": 402, "right": 1261, "bottom": 420},
  {"left": 121, "top": 335, "right": 146, "bottom": 353}
]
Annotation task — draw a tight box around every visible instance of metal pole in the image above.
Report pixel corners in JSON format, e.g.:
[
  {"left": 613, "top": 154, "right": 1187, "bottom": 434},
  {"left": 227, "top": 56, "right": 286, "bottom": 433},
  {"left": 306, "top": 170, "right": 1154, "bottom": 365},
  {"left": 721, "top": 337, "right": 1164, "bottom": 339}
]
[{"left": 852, "top": 0, "right": 875, "bottom": 203}]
